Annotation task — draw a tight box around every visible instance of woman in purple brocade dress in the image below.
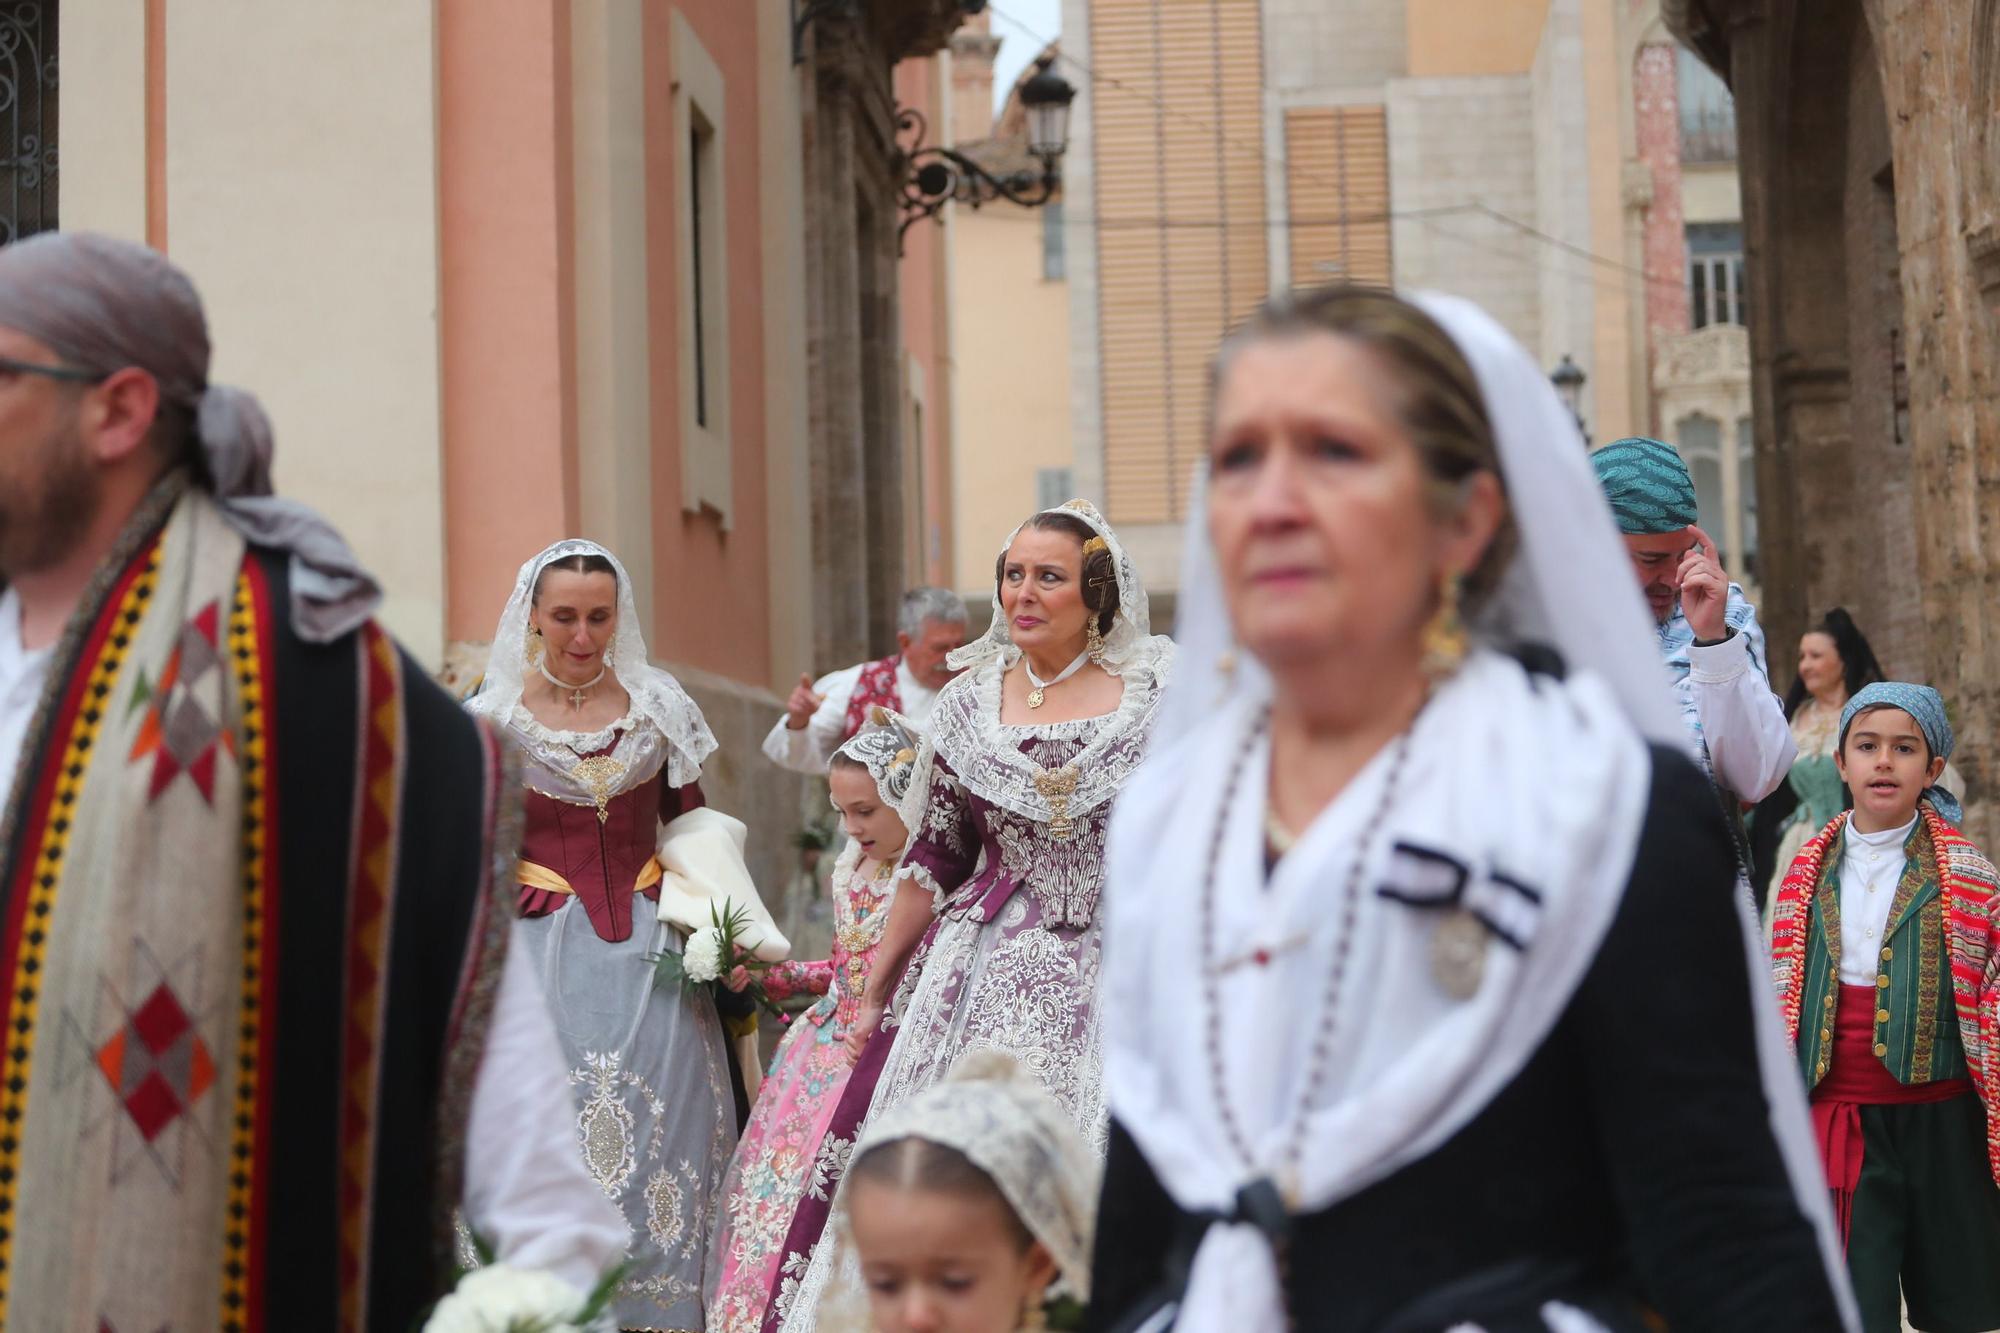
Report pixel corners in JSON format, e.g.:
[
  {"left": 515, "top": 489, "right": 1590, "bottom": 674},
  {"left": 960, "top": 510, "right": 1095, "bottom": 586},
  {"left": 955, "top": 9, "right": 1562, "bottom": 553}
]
[{"left": 763, "top": 499, "right": 1174, "bottom": 1330}]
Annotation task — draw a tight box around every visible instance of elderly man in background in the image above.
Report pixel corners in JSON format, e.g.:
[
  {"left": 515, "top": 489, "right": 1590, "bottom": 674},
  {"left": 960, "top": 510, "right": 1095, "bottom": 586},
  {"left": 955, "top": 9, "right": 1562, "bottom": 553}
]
[
  {"left": 0, "top": 232, "right": 623, "bottom": 1329},
  {"left": 762, "top": 585, "right": 967, "bottom": 773},
  {"left": 1593, "top": 435, "right": 1796, "bottom": 809}
]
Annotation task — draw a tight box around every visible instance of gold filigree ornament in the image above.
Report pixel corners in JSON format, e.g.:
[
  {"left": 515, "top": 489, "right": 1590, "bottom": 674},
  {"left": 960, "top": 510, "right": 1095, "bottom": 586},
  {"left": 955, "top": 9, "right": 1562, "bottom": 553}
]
[
  {"left": 569, "top": 753, "right": 628, "bottom": 824},
  {"left": 1033, "top": 764, "right": 1081, "bottom": 841}
]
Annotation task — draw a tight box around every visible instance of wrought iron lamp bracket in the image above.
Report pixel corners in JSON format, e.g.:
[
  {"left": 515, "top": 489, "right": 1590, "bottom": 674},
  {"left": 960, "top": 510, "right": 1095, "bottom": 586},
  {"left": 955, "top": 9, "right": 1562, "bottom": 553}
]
[{"left": 893, "top": 107, "right": 1059, "bottom": 253}]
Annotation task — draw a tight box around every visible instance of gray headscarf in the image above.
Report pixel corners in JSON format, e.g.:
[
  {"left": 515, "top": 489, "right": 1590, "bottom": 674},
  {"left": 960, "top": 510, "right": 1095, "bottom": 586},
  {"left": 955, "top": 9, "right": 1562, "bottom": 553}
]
[{"left": 0, "top": 231, "right": 380, "bottom": 642}]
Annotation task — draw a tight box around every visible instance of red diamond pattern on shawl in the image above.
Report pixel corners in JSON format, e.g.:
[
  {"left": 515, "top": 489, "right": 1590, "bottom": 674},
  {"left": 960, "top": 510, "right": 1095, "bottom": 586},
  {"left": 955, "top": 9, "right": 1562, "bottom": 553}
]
[
  {"left": 94, "top": 981, "right": 218, "bottom": 1143},
  {"left": 336, "top": 626, "right": 402, "bottom": 1322},
  {"left": 132, "top": 982, "right": 192, "bottom": 1052},
  {"left": 129, "top": 599, "right": 229, "bottom": 806}
]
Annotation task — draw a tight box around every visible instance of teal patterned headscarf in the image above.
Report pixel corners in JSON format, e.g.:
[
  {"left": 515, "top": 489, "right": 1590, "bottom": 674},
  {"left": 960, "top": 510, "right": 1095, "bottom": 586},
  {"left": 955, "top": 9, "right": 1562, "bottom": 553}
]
[
  {"left": 1590, "top": 437, "right": 1698, "bottom": 535},
  {"left": 1839, "top": 682, "right": 1960, "bottom": 824}
]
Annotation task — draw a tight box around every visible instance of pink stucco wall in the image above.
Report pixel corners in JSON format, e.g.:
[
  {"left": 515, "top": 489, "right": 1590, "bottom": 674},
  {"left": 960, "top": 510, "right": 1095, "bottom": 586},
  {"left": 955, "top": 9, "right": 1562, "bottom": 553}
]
[
  {"left": 438, "top": 0, "right": 580, "bottom": 642},
  {"left": 895, "top": 56, "right": 956, "bottom": 587},
  {"left": 1635, "top": 43, "right": 1692, "bottom": 337}
]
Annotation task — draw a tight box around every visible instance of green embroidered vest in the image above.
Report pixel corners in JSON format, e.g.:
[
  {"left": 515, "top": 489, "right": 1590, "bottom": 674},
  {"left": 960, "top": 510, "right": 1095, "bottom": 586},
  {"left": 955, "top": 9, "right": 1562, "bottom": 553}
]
[{"left": 1796, "top": 819, "right": 1968, "bottom": 1090}]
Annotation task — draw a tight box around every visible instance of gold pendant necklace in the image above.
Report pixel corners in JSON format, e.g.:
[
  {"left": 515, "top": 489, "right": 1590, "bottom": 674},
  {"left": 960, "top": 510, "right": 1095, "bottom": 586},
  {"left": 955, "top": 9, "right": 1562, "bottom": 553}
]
[{"left": 1023, "top": 649, "right": 1091, "bottom": 710}]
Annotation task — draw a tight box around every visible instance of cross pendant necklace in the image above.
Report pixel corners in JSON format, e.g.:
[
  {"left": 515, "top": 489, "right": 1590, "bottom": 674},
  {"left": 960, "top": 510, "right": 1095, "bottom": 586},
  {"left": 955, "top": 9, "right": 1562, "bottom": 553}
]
[{"left": 538, "top": 658, "right": 608, "bottom": 711}]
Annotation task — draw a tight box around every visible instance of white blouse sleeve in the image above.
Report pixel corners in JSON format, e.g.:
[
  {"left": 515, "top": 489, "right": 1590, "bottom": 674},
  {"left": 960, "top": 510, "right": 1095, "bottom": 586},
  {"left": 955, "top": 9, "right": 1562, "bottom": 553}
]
[
  {"left": 760, "top": 663, "right": 863, "bottom": 774},
  {"left": 461, "top": 925, "right": 631, "bottom": 1293},
  {"left": 1688, "top": 632, "right": 1796, "bottom": 803}
]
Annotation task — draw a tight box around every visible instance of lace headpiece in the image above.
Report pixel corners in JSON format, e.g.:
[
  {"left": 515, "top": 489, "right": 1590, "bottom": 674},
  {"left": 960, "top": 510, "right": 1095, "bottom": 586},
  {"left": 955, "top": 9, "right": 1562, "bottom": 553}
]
[
  {"left": 948, "top": 498, "right": 1169, "bottom": 679},
  {"left": 466, "top": 539, "right": 717, "bottom": 786},
  {"left": 830, "top": 1052, "right": 1097, "bottom": 1309},
  {"left": 833, "top": 709, "right": 922, "bottom": 811}
]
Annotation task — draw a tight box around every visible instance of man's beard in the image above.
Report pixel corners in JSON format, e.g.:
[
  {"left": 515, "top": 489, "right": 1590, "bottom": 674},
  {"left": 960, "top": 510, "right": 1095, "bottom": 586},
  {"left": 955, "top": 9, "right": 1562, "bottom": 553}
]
[{"left": 0, "top": 423, "right": 101, "bottom": 579}]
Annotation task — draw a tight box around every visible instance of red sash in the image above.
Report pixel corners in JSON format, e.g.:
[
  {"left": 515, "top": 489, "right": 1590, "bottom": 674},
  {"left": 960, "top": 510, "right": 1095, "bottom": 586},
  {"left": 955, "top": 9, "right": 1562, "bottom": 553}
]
[{"left": 1810, "top": 984, "right": 1972, "bottom": 1245}]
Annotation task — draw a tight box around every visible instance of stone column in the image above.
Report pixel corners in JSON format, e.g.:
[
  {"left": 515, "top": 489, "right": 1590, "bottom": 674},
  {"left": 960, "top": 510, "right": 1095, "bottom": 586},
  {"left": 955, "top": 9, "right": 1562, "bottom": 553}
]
[{"left": 1867, "top": 0, "right": 2000, "bottom": 840}]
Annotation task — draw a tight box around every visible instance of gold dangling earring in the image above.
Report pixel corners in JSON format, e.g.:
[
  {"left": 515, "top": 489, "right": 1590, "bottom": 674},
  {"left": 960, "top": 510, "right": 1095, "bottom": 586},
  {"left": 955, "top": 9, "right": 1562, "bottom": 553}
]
[
  {"left": 524, "top": 625, "right": 544, "bottom": 672},
  {"left": 1420, "top": 569, "right": 1469, "bottom": 680},
  {"left": 1085, "top": 615, "right": 1105, "bottom": 663},
  {"left": 1020, "top": 1293, "right": 1049, "bottom": 1333}
]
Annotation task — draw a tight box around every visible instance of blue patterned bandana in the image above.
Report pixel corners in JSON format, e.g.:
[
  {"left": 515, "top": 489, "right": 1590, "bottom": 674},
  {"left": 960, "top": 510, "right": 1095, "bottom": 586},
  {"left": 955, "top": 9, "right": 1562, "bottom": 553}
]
[
  {"left": 1840, "top": 682, "right": 1960, "bottom": 824},
  {"left": 1590, "top": 437, "right": 1698, "bottom": 535}
]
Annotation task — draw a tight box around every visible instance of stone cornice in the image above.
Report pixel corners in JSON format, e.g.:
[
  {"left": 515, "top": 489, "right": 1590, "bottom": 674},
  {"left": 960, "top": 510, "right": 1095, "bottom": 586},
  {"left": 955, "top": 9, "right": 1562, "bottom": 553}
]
[{"left": 870, "top": 0, "right": 974, "bottom": 62}]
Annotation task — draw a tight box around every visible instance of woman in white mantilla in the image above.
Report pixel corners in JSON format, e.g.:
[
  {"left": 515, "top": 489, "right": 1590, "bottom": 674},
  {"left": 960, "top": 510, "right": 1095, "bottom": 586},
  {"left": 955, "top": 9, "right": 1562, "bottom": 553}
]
[
  {"left": 468, "top": 538, "right": 787, "bottom": 1333},
  {"left": 1089, "top": 287, "right": 1855, "bottom": 1331},
  {"left": 765, "top": 500, "right": 1172, "bottom": 1332}
]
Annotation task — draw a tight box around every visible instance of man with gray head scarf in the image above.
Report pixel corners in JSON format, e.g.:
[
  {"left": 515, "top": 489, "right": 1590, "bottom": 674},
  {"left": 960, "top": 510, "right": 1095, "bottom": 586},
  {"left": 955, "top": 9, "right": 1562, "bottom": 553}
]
[
  {"left": 0, "top": 232, "right": 624, "bottom": 1329},
  {"left": 762, "top": 584, "right": 969, "bottom": 773}
]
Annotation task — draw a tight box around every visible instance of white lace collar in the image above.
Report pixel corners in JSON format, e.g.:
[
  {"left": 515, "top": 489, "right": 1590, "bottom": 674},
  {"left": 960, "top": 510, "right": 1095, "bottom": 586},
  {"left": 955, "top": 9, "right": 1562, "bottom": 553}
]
[
  {"left": 925, "top": 650, "right": 1173, "bottom": 822},
  {"left": 508, "top": 702, "right": 639, "bottom": 754}
]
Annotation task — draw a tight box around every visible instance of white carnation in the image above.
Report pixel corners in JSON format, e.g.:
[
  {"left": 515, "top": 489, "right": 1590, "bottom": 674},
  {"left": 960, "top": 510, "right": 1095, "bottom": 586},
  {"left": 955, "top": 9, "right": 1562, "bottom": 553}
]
[
  {"left": 681, "top": 926, "right": 726, "bottom": 983},
  {"left": 424, "top": 1264, "right": 592, "bottom": 1332}
]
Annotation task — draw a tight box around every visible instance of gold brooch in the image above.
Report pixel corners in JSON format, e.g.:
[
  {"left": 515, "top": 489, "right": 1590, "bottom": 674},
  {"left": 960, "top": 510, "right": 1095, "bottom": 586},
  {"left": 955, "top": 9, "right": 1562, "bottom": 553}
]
[{"left": 1033, "top": 764, "right": 1081, "bottom": 840}]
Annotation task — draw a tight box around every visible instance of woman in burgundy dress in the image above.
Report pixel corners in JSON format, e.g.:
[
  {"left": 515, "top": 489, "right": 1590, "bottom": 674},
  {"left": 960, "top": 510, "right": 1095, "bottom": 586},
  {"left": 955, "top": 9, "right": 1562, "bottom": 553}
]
[{"left": 469, "top": 538, "right": 753, "bottom": 1333}]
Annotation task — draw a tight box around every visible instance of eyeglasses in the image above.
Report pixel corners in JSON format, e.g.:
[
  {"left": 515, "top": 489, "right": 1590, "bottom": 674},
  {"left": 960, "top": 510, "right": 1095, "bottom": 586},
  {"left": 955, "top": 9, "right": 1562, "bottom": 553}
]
[{"left": 0, "top": 353, "right": 107, "bottom": 384}]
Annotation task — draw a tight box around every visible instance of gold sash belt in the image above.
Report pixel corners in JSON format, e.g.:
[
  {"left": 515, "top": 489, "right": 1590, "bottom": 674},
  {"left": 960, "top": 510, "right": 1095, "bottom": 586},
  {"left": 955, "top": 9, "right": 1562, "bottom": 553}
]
[{"left": 516, "top": 857, "right": 662, "bottom": 896}]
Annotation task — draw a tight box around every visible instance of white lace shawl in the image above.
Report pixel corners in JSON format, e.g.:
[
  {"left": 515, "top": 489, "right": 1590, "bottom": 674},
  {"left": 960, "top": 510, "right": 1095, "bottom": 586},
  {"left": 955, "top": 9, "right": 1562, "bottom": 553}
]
[
  {"left": 466, "top": 538, "right": 716, "bottom": 788},
  {"left": 910, "top": 652, "right": 1172, "bottom": 829}
]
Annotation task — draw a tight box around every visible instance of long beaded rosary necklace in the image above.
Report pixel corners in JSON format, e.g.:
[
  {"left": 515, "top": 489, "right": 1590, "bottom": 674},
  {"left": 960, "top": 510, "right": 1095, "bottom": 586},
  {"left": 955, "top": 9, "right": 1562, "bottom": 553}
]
[{"left": 1197, "top": 704, "right": 1419, "bottom": 1231}]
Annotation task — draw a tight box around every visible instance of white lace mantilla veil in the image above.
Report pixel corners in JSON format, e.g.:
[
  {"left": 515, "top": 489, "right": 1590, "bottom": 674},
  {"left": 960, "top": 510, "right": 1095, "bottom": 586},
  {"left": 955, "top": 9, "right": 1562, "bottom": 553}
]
[
  {"left": 1103, "top": 292, "right": 1856, "bottom": 1332},
  {"left": 812, "top": 1051, "right": 1099, "bottom": 1333},
  {"left": 466, "top": 538, "right": 717, "bottom": 786},
  {"left": 946, "top": 497, "right": 1171, "bottom": 682}
]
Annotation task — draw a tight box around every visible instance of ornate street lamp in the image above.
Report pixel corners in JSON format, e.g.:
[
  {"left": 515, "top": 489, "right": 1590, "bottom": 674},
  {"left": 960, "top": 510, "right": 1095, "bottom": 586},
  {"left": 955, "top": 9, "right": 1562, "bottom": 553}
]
[
  {"left": 895, "top": 57, "right": 1076, "bottom": 252},
  {"left": 1550, "top": 354, "right": 1588, "bottom": 446}
]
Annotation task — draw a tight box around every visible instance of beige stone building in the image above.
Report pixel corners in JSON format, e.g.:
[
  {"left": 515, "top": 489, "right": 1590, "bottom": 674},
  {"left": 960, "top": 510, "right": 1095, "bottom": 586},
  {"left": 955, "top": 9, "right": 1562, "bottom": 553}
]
[
  {"left": 1047, "top": 0, "right": 1764, "bottom": 602},
  {"left": 1668, "top": 0, "right": 2000, "bottom": 839},
  {"left": 1056, "top": 0, "right": 1641, "bottom": 589},
  {"left": 46, "top": 0, "right": 973, "bottom": 903},
  {"left": 943, "top": 21, "right": 1078, "bottom": 595}
]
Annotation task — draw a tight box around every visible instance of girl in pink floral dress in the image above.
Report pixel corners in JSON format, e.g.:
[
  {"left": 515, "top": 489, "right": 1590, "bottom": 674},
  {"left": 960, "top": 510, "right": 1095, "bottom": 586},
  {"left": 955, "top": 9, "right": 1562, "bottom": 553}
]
[{"left": 705, "top": 724, "right": 918, "bottom": 1332}]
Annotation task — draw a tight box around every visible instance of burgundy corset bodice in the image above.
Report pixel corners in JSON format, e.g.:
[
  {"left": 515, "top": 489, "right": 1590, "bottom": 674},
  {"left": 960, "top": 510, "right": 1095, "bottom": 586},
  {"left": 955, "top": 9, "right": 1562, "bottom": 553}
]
[{"left": 518, "top": 770, "right": 665, "bottom": 942}]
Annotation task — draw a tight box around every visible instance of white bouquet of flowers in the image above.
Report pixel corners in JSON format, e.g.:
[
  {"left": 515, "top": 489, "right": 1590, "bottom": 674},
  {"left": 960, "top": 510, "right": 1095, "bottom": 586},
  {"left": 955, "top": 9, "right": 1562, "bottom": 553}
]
[
  {"left": 649, "top": 901, "right": 780, "bottom": 1015},
  {"left": 680, "top": 924, "right": 726, "bottom": 983},
  {"left": 423, "top": 1264, "right": 617, "bottom": 1333}
]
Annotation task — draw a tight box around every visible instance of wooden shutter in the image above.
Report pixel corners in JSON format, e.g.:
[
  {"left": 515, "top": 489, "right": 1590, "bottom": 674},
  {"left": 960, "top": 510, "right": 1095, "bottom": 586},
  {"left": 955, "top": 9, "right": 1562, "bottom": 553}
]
[
  {"left": 1285, "top": 105, "right": 1392, "bottom": 290},
  {"left": 1091, "top": 0, "right": 1268, "bottom": 526}
]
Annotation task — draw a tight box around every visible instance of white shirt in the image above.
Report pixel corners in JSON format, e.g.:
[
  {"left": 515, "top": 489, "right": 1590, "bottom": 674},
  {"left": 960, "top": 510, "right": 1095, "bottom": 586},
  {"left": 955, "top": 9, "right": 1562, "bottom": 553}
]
[
  {"left": 0, "top": 589, "right": 52, "bottom": 812},
  {"left": 0, "top": 592, "right": 628, "bottom": 1294},
  {"left": 1836, "top": 815, "right": 1916, "bottom": 986},
  {"left": 1685, "top": 635, "right": 1797, "bottom": 803},
  {"left": 761, "top": 657, "right": 940, "bottom": 773}
]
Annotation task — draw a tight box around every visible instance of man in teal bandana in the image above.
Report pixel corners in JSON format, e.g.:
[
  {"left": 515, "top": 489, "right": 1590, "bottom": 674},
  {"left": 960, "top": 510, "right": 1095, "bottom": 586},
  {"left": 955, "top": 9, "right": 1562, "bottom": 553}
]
[{"left": 1592, "top": 437, "right": 1794, "bottom": 808}]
